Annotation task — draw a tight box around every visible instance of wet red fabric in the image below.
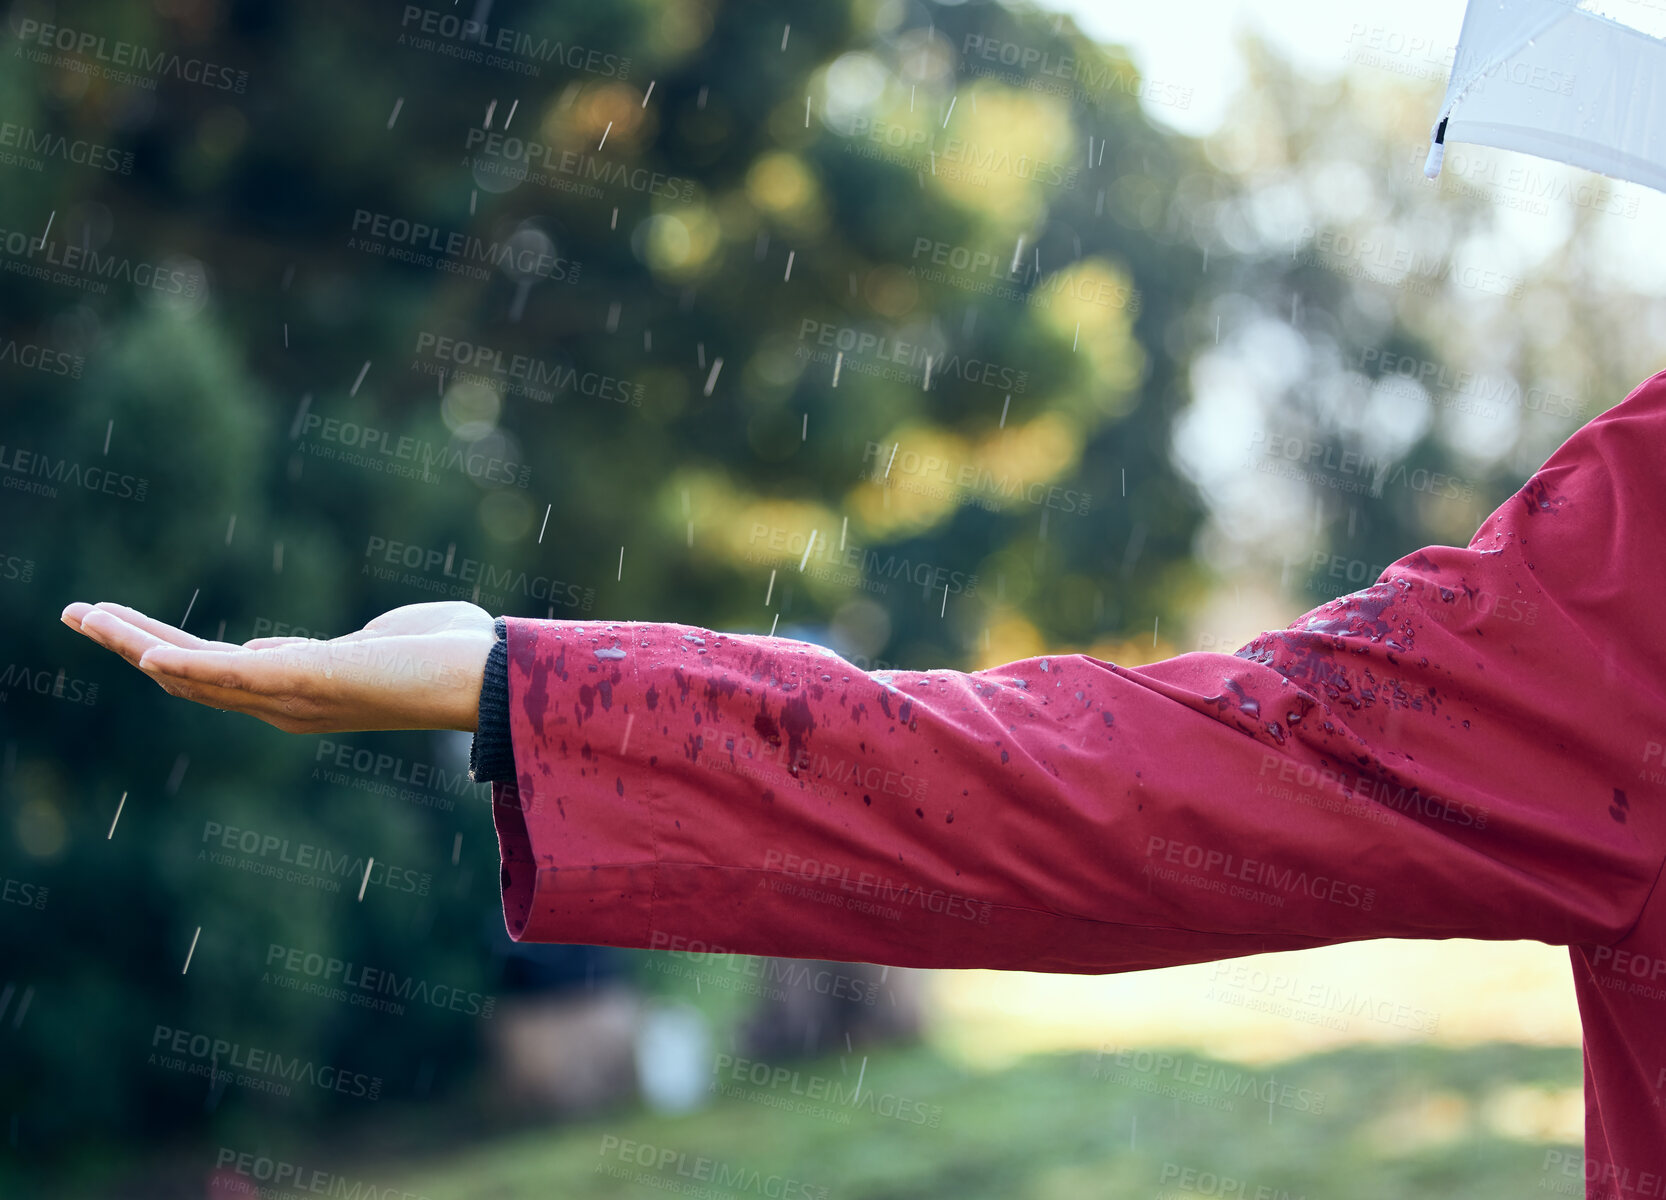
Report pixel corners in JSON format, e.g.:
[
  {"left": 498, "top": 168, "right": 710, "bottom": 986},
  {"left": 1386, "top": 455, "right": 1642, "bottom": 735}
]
[{"left": 492, "top": 369, "right": 1666, "bottom": 1188}]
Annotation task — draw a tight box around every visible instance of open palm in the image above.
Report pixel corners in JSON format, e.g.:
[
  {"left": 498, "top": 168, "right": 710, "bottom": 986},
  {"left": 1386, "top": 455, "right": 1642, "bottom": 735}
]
[{"left": 60, "top": 600, "right": 496, "bottom": 733}]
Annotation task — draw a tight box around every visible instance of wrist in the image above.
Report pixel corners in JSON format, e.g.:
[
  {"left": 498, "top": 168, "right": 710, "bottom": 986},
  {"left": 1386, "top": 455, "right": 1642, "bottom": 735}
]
[
  {"left": 432, "top": 631, "right": 496, "bottom": 732},
  {"left": 468, "top": 617, "right": 515, "bottom": 779}
]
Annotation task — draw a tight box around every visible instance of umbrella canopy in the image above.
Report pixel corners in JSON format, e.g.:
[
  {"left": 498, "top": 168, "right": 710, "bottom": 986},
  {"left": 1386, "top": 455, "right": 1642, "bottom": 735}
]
[{"left": 1425, "top": 0, "right": 1666, "bottom": 193}]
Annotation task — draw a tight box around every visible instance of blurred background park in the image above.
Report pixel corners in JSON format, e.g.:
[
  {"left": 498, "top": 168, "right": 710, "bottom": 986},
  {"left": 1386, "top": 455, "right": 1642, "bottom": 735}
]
[{"left": 3, "top": 0, "right": 1663, "bottom": 1195}]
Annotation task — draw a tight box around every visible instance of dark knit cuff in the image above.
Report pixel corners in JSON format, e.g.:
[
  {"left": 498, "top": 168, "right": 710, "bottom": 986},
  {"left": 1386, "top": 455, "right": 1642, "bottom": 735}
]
[{"left": 468, "top": 617, "right": 514, "bottom": 784}]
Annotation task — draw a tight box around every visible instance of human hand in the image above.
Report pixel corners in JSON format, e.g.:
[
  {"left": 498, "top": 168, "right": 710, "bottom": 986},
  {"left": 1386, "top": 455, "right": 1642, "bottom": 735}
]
[{"left": 60, "top": 600, "right": 497, "bottom": 733}]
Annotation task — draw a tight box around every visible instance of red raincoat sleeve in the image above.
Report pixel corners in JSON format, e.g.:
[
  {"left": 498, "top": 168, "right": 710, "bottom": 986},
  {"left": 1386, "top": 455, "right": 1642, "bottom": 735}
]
[{"left": 488, "top": 373, "right": 1666, "bottom": 977}]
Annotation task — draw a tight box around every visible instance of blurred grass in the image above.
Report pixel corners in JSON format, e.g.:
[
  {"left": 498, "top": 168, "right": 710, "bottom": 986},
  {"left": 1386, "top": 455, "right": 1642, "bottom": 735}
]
[{"left": 346, "top": 1040, "right": 1579, "bottom": 1200}]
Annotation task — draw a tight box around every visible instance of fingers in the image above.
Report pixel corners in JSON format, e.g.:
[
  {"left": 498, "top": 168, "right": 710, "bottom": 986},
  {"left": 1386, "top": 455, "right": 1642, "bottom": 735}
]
[
  {"left": 148, "top": 671, "right": 262, "bottom": 712},
  {"left": 138, "top": 644, "right": 303, "bottom": 697},
  {"left": 138, "top": 645, "right": 336, "bottom": 732},
  {"left": 68, "top": 608, "right": 277, "bottom": 718},
  {"left": 62, "top": 601, "right": 235, "bottom": 650},
  {"left": 62, "top": 601, "right": 327, "bottom": 731},
  {"left": 139, "top": 644, "right": 328, "bottom": 730},
  {"left": 74, "top": 607, "right": 171, "bottom": 670},
  {"left": 91, "top": 601, "right": 237, "bottom": 650}
]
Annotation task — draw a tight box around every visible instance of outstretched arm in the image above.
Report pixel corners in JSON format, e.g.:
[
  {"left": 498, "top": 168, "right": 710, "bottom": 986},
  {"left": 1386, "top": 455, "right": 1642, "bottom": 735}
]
[
  {"left": 56, "top": 557, "right": 1656, "bottom": 978},
  {"left": 60, "top": 374, "right": 1666, "bottom": 975},
  {"left": 479, "top": 569, "right": 1650, "bottom": 974}
]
